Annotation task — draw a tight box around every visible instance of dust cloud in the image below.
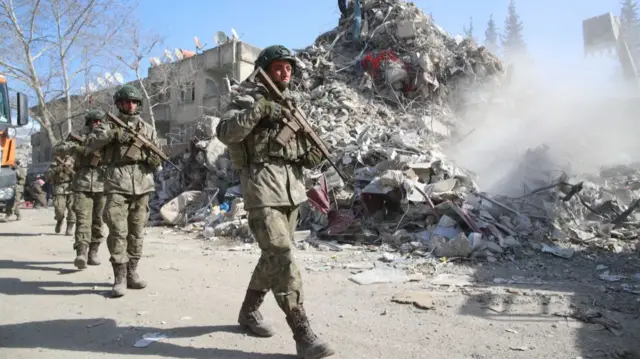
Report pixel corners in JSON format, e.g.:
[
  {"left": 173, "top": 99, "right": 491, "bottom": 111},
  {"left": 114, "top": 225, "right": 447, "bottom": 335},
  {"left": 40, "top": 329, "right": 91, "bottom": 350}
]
[{"left": 446, "top": 51, "right": 638, "bottom": 197}]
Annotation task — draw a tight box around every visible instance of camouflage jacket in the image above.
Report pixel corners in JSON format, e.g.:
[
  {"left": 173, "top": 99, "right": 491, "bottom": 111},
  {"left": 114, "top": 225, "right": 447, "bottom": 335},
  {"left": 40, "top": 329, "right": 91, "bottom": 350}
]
[
  {"left": 45, "top": 155, "right": 75, "bottom": 195},
  {"left": 53, "top": 127, "right": 105, "bottom": 193},
  {"left": 216, "top": 79, "right": 321, "bottom": 210},
  {"left": 14, "top": 167, "right": 26, "bottom": 192},
  {"left": 85, "top": 113, "right": 158, "bottom": 195}
]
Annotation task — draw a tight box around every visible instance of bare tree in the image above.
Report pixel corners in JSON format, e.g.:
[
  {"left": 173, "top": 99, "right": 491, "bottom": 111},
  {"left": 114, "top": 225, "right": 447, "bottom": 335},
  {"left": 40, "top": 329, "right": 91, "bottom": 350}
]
[
  {"left": 0, "top": 0, "right": 128, "bottom": 145},
  {"left": 49, "top": 0, "right": 124, "bottom": 134},
  {"left": 113, "top": 23, "right": 199, "bottom": 130}
]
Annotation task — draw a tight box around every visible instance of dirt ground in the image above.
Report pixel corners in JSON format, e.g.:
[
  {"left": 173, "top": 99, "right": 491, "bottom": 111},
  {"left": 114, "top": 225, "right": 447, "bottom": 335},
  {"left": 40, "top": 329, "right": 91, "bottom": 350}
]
[{"left": 1, "top": 208, "right": 640, "bottom": 359}]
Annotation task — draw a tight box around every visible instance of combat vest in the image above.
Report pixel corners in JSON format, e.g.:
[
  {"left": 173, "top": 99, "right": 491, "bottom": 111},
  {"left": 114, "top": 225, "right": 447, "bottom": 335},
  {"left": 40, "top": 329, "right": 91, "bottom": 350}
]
[
  {"left": 101, "top": 114, "right": 152, "bottom": 165},
  {"left": 224, "top": 82, "right": 310, "bottom": 170}
]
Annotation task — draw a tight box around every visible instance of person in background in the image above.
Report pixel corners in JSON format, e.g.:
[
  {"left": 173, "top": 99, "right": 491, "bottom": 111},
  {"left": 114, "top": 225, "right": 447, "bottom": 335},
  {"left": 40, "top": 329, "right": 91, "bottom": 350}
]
[
  {"left": 45, "top": 154, "right": 76, "bottom": 235},
  {"left": 7, "top": 160, "right": 26, "bottom": 220},
  {"left": 30, "top": 175, "right": 48, "bottom": 209}
]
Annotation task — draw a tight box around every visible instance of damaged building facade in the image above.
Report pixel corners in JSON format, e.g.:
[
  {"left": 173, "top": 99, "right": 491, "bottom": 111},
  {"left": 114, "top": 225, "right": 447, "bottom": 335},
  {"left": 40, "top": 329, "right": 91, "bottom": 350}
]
[
  {"left": 29, "top": 40, "right": 262, "bottom": 163},
  {"left": 147, "top": 41, "right": 262, "bottom": 152}
]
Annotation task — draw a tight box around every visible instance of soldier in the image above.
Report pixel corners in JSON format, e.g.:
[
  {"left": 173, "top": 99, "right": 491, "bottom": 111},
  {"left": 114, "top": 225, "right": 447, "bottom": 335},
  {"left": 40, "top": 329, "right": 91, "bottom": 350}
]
[
  {"left": 53, "top": 109, "right": 107, "bottom": 270},
  {"left": 5, "top": 160, "right": 26, "bottom": 220},
  {"left": 45, "top": 153, "right": 76, "bottom": 235},
  {"left": 85, "top": 85, "right": 161, "bottom": 298},
  {"left": 216, "top": 45, "right": 333, "bottom": 359}
]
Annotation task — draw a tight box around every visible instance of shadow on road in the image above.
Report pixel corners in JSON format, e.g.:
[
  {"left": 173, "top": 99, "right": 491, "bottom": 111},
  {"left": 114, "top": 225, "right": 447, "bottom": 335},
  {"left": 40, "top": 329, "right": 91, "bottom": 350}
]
[
  {"left": 0, "top": 278, "right": 111, "bottom": 296},
  {"left": 0, "top": 232, "right": 48, "bottom": 237},
  {"left": 456, "top": 251, "right": 640, "bottom": 358},
  {"left": 0, "top": 260, "right": 77, "bottom": 274},
  {"left": 0, "top": 318, "right": 296, "bottom": 358}
]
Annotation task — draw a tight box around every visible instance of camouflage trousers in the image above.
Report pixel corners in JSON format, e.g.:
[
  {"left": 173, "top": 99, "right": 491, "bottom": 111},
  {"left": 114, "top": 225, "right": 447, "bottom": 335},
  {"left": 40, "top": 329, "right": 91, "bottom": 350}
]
[
  {"left": 53, "top": 194, "right": 75, "bottom": 224},
  {"left": 6, "top": 189, "right": 22, "bottom": 217},
  {"left": 104, "top": 193, "right": 149, "bottom": 264},
  {"left": 247, "top": 206, "right": 304, "bottom": 314},
  {"left": 72, "top": 191, "right": 106, "bottom": 249}
]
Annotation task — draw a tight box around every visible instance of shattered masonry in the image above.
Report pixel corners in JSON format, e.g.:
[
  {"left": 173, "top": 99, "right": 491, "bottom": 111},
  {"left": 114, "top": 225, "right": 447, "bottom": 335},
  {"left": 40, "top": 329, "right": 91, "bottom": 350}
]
[{"left": 148, "top": 0, "right": 640, "bottom": 259}]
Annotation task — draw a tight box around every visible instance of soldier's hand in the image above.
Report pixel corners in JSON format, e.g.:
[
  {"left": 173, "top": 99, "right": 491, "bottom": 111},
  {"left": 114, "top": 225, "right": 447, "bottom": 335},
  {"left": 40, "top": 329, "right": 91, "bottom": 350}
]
[
  {"left": 112, "top": 128, "right": 131, "bottom": 143},
  {"left": 147, "top": 154, "right": 162, "bottom": 168},
  {"left": 303, "top": 146, "right": 324, "bottom": 168},
  {"left": 256, "top": 98, "right": 289, "bottom": 122},
  {"left": 75, "top": 145, "right": 85, "bottom": 154}
]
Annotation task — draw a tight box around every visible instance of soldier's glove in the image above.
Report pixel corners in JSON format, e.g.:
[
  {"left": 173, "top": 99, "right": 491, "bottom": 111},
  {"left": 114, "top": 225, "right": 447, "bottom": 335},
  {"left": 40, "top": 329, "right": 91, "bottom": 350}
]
[
  {"left": 75, "top": 145, "right": 85, "bottom": 155},
  {"left": 303, "top": 146, "right": 324, "bottom": 169},
  {"left": 256, "top": 98, "right": 290, "bottom": 122},
  {"left": 112, "top": 128, "right": 131, "bottom": 144},
  {"left": 146, "top": 154, "right": 162, "bottom": 169}
]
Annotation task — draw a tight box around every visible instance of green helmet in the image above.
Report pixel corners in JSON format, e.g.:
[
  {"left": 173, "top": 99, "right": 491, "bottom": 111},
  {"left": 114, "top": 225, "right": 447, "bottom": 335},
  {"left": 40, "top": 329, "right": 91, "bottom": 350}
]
[
  {"left": 113, "top": 85, "right": 142, "bottom": 104},
  {"left": 254, "top": 45, "right": 297, "bottom": 73},
  {"left": 85, "top": 109, "right": 105, "bottom": 122}
]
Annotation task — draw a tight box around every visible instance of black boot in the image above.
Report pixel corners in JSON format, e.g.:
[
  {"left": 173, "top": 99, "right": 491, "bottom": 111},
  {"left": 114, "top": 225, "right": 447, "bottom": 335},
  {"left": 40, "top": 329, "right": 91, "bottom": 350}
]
[
  {"left": 111, "top": 263, "right": 127, "bottom": 298},
  {"left": 55, "top": 220, "right": 63, "bottom": 234},
  {"left": 238, "top": 289, "right": 275, "bottom": 337},
  {"left": 73, "top": 243, "right": 88, "bottom": 269},
  {"left": 127, "top": 258, "right": 147, "bottom": 289},
  {"left": 87, "top": 242, "right": 101, "bottom": 266},
  {"left": 286, "top": 305, "right": 335, "bottom": 359}
]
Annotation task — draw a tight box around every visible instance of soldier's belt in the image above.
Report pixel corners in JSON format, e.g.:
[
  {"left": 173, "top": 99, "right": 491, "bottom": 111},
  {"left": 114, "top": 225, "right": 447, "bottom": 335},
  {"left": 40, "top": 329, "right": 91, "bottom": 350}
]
[{"left": 251, "top": 156, "right": 301, "bottom": 166}]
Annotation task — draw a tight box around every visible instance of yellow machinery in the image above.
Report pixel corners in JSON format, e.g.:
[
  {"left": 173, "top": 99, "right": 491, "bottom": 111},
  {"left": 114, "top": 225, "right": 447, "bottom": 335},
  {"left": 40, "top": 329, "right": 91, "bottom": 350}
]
[{"left": 0, "top": 74, "right": 29, "bottom": 208}]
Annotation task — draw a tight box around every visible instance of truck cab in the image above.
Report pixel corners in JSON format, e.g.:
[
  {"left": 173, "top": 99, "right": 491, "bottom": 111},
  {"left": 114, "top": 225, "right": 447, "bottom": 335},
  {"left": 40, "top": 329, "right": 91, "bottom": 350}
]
[{"left": 0, "top": 74, "right": 29, "bottom": 210}]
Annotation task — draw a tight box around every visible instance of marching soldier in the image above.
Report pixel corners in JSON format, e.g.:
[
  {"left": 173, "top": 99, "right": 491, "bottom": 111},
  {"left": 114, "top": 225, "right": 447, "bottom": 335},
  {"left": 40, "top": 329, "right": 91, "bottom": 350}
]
[
  {"left": 45, "top": 154, "right": 75, "bottom": 235},
  {"left": 85, "top": 85, "right": 161, "bottom": 297},
  {"left": 5, "top": 160, "right": 26, "bottom": 221},
  {"left": 216, "top": 45, "right": 333, "bottom": 358},
  {"left": 53, "top": 110, "right": 108, "bottom": 269}
]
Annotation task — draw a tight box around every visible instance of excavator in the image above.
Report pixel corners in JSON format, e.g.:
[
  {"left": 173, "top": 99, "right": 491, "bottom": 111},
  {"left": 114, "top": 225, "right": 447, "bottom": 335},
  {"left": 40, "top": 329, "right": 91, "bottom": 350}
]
[
  {"left": 583, "top": 12, "right": 638, "bottom": 86},
  {"left": 0, "top": 74, "right": 29, "bottom": 211}
]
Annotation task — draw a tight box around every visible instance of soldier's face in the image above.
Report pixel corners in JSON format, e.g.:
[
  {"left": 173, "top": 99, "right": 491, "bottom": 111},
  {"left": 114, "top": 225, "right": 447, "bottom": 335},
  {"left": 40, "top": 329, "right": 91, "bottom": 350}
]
[
  {"left": 268, "top": 60, "right": 293, "bottom": 90},
  {"left": 118, "top": 99, "right": 137, "bottom": 114}
]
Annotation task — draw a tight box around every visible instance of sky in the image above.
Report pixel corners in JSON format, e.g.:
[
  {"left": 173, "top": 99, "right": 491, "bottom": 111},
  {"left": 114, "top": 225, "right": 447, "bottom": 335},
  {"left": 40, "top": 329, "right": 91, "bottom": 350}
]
[{"left": 136, "top": 0, "right": 624, "bottom": 74}]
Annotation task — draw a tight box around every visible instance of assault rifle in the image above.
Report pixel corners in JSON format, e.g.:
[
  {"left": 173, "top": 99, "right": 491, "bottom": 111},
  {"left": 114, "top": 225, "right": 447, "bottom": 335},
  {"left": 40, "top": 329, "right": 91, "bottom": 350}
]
[
  {"left": 66, "top": 132, "right": 101, "bottom": 166},
  {"left": 106, "top": 112, "right": 181, "bottom": 172},
  {"left": 251, "top": 67, "right": 348, "bottom": 182}
]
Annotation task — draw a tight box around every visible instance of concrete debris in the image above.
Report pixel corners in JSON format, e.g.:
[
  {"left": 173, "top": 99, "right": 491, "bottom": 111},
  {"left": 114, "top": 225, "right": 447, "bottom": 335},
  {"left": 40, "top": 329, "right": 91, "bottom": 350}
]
[
  {"left": 144, "top": 0, "right": 640, "bottom": 262},
  {"left": 349, "top": 267, "right": 423, "bottom": 285},
  {"left": 16, "top": 143, "right": 32, "bottom": 165},
  {"left": 390, "top": 290, "right": 435, "bottom": 310}
]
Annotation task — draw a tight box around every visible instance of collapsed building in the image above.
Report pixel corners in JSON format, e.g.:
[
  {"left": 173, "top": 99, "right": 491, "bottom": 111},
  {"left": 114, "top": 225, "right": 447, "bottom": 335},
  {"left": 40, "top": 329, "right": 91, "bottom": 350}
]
[{"left": 149, "top": 0, "right": 640, "bottom": 260}]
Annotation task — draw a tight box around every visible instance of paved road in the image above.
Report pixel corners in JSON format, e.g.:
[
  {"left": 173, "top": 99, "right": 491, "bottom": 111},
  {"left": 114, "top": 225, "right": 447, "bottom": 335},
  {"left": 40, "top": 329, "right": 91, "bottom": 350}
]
[{"left": 0, "top": 208, "right": 638, "bottom": 358}]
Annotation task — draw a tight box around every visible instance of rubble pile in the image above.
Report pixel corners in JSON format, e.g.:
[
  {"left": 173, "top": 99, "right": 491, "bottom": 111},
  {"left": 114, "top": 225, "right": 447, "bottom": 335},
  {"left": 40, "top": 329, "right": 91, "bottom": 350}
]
[
  {"left": 289, "top": 0, "right": 503, "bottom": 152},
  {"left": 492, "top": 146, "right": 640, "bottom": 254},
  {"left": 15, "top": 143, "right": 32, "bottom": 165},
  {"left": 147, "top": 0, "right": 640, "bottom": 261}
]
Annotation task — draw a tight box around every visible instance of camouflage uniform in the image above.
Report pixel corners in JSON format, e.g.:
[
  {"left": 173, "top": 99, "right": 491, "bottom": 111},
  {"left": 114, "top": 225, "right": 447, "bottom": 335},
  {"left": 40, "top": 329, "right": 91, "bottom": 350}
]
[
  {"left": 53, "top": 109, "right": 108, "bottom": 270},
  {"left": 45, "top": 155, "right": 76, "bottom": 235},
  {"left": 85, "top": 85, "right": 161, "bottom": 298},
  {"left": 6, "top": 160, "right": 26, "bottom": 220},
  {"left": 216, "top": 45, "right": 333, "bottom": 358}
]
